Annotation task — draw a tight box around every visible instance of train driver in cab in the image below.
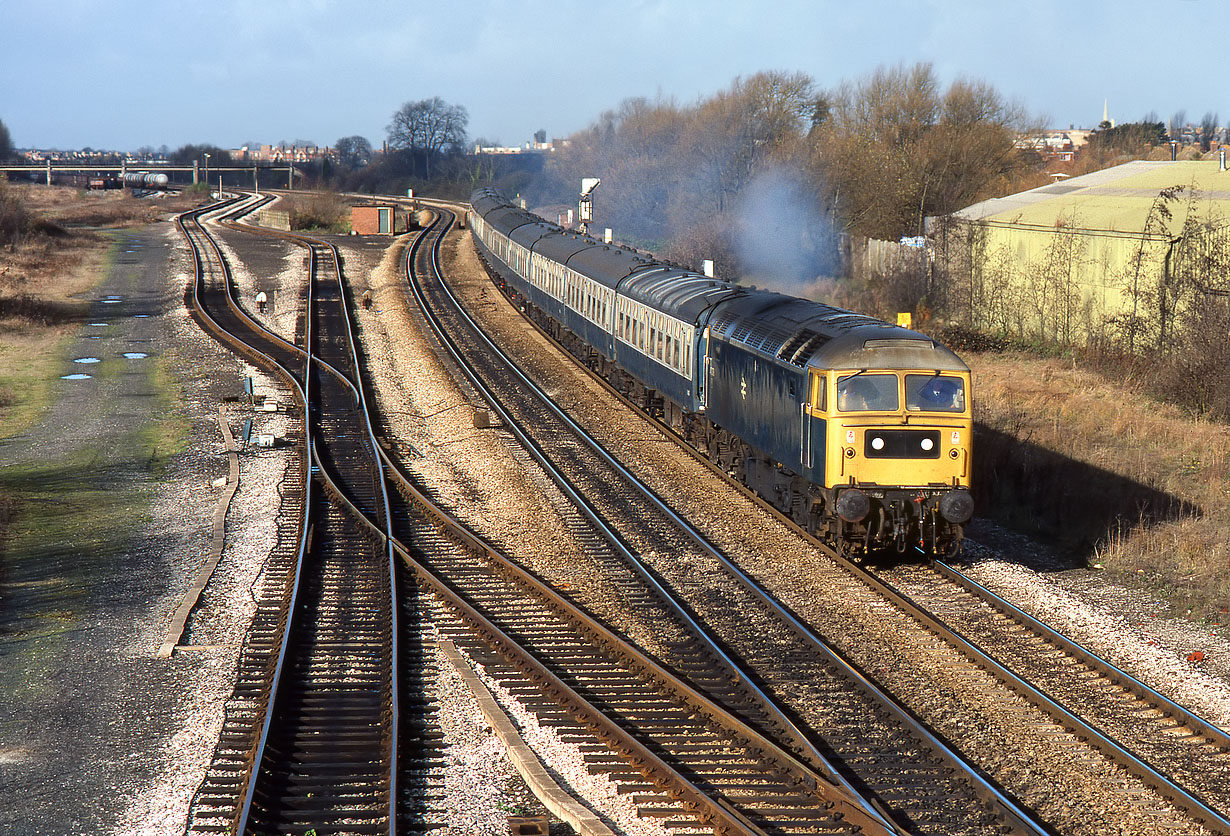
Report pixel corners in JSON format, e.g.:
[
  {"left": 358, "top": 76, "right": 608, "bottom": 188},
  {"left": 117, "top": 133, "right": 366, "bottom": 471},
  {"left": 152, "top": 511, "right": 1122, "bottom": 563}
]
[{"left": 912, "top": 375, "right": 965, "bottom": 412}]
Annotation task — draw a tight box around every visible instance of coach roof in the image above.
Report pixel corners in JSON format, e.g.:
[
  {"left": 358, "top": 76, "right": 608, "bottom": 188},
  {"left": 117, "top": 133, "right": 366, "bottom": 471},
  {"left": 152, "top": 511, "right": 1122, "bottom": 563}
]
[{"left": 619, "top": 265, "right": 740, "bottom": 324}]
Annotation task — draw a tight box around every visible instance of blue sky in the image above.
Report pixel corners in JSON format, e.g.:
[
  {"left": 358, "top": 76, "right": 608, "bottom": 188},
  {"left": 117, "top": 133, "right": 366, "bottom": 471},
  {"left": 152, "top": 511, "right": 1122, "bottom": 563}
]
[{"left": 1, "top": 0, "right": 1221, "bottom": 151}]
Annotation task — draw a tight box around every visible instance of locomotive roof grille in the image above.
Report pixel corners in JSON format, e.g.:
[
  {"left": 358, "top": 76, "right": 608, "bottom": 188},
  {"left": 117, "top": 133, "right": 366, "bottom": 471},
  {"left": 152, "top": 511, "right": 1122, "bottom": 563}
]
[
  {"left": 777, "top": 329, "right": 832, "bottom": 366},
  {"left": 729, "top": 320, "right": 755, "bottom": 343},
  {"left": 708, "top": 309, "right": 741, "bottom": 335},
  {"left": 744, "top": 322, "right": 792, "bottom": 355}
]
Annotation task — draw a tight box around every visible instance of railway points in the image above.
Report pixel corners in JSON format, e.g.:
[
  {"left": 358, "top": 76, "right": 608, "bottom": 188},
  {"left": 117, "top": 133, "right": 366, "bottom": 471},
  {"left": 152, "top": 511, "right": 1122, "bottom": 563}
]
[{"left": 9, "top": 186, "right": 1228, "bottom": 836}]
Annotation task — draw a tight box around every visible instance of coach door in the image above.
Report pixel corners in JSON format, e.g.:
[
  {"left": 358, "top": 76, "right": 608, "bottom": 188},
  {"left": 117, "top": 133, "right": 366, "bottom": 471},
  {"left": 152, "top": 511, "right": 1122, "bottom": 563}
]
[
  {"left": 697, "top": 327, "right": 711, "bottom": 410},
  {"left": 801, "top": 370, "right": 826, "bottom": 472}
]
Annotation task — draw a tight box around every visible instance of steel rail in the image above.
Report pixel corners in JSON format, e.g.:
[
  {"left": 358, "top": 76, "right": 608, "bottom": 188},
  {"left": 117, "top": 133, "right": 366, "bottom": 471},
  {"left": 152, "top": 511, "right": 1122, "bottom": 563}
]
[
  {"left": 443, "top": 197, "right": 1230, "bottom": 835},
  {"left": 312, "top": 442, "right": 775, "bottom": 836},
  {"left": 410, "top": 206, "right": 1053, "bottom": 835},
  {"left": 397, "top": 210, "right": 920, "bottom": 835},
  {"left": 276, "top": 218, "right": 805, "bottom": 833},
  {"left": 177, "top": 197, "right": 315, "bottom": 835},
  {"left": 410, "top": 211, "right": 862, "bottom": 783},
  {"left": 232, "top": 217, "right": 400, "bottom": 836},
  {"left": 933, "top": 558, "right": 1230, "bottom": 749},
  {"left": 182, "top": 196, "right": 403, "bottom": 835}
]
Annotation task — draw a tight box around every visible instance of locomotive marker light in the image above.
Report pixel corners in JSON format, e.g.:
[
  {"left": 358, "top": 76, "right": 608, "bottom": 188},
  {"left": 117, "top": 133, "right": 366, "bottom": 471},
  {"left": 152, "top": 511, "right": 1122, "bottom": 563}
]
[{"left": 578, "top": 177, "right": 600, "bottom": 234}]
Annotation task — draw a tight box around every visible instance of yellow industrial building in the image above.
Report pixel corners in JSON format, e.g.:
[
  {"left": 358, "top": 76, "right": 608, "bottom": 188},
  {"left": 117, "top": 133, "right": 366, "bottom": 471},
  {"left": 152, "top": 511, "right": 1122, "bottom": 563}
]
[{"left": 938, "top": 160, "right": 1230, "bottom": 344}]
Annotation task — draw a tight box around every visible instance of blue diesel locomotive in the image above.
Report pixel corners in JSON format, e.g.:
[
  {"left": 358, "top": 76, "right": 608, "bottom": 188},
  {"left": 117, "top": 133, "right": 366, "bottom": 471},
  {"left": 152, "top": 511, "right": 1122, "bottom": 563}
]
[{"left": 467, "top": 189, "right": 973, "bottom": 556}]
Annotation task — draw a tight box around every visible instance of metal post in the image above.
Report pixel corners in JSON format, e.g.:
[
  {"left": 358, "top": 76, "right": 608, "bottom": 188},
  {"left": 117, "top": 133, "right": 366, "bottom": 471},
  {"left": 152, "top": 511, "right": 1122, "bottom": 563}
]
[
  {"left": 45, "top": 159, "right": 51, "bottom": 186},
  {"left": 193, "top": 160, "right": 199, "bottom": 185},
  {"left": 253, "top": 165, "right": 259, "bottom": 196},
  {"left": 288, "top": 165, "right": 294, "bottom": 190}
]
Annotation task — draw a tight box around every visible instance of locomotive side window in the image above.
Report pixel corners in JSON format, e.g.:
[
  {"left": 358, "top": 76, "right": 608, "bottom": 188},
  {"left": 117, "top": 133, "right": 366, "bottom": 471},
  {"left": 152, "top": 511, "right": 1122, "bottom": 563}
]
[
  {"left": 837, "top": 374, "right": 898, "bottom": 412},
  {"left": 905, "top": 374, "right": 965, "bottom": 412},
  {"left": 809, "top": 371, "right": 826, "bottom": 410}
]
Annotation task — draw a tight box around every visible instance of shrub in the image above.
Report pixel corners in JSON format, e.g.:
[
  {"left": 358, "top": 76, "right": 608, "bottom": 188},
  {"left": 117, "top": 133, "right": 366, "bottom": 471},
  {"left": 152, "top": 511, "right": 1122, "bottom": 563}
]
[
  {"left": 0, "top": 182, "right": 33, "bottom": 250},
  {"left": 282, "top": 193, "right": 350, "bottom": 233}
]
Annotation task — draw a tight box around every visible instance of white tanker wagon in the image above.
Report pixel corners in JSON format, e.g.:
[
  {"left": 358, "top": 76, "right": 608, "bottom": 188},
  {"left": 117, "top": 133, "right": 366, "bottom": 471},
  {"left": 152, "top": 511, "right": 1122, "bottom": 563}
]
[{"left": 122, "top": 172, "right": 169, "bottom": 190}]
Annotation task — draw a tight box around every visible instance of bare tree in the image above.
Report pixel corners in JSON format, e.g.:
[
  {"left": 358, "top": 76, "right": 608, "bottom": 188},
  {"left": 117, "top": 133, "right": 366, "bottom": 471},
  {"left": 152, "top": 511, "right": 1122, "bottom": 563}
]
[
  {"left": 816, "top": 62, "right": 1034, "bottom": 240},
  {"left": 334, "top": 135, "right": 372, "bottom": 168},
  {"left": 1200, "top": 111, "right": 1219, "bottom": 152},
  {"left": 1169, "top": 110, "right": 1187, "bottom": 140},
  {"left": 387, "top": 97, "right": 469, "bottom": 180}
]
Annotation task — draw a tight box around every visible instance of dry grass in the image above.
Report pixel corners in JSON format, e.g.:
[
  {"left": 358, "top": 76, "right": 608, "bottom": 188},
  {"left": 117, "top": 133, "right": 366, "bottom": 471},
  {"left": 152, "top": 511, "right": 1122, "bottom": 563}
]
[{"left": 970, "top": 350, "right": 1230, "bottom": 616}]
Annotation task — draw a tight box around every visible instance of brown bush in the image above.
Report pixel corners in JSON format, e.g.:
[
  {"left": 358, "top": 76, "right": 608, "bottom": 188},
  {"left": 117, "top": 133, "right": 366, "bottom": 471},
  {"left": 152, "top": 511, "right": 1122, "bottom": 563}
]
[
  {"left": 0, "top": 182, "right": 34, "bottom": 249},
  {"left": 970, "top": 350, "right": 1230, "bottom": 616},
  {"left": 281, "top": 192, "right": 350, "bottom": 233}
]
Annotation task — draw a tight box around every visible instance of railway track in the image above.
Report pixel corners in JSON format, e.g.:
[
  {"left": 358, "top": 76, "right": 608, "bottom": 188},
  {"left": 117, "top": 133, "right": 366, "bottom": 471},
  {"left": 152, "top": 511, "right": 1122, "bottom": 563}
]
[
  {"left": 398, "top": 209, "right": 1043, "bottom": 836},
  {"left": 181, "top": 196, "right": 895, "bottom": 835},
  {"left": 881, "top": 559, "right": 1230, "bottom": 821},
  {"left": 414, "top": 201, "right": 1230, "bottom": 835},
  {"left": 177, "top": 198, "right": 437, "bottom": 835},
  {"left": 176, "top": 192, "right": 1229, "bottom": 835}
]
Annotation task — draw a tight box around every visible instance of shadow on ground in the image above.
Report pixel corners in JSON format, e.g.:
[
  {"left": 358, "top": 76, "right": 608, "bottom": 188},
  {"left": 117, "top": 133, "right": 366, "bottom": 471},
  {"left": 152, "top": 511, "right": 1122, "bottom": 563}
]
[{"left": 972, "top": 424, "right": 1199, "bottom": 567}]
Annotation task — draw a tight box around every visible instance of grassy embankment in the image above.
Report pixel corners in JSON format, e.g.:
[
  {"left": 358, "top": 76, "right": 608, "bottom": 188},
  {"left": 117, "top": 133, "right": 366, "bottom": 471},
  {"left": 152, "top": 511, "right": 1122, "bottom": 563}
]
[{"left": 969, "top": 349, "right": 1230, "bottom": 619}]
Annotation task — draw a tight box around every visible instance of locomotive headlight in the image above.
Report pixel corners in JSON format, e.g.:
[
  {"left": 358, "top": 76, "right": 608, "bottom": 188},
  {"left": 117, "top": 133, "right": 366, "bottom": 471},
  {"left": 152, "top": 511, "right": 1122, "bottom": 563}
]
[
  {"left": 870, "top": 436, "right": 885, "bottom": 451},
  {"left": 939, "top": 489, "right": 974, "bottom": 524},
  {"left": 920, "top": 437, "right": 934, "bottom": 452},
  {"left": 837, "top": 489, "right": 871, "bottom": 522}
]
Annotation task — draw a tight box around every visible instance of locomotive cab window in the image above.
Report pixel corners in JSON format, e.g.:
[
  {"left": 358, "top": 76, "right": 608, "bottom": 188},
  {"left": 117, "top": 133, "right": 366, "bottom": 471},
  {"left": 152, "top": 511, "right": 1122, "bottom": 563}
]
[
  {"left": 837, "top": 373, "right": 898, "bottom": 412},
  {"left": 905, "top": 374, "right": 965, "bottom": 412}
]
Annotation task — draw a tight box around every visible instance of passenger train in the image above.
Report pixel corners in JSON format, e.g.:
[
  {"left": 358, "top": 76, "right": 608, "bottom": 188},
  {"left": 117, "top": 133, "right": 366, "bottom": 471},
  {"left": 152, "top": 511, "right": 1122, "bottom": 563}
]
[{"left": 467, "top": 189, "right": 974, "bottom": 556}]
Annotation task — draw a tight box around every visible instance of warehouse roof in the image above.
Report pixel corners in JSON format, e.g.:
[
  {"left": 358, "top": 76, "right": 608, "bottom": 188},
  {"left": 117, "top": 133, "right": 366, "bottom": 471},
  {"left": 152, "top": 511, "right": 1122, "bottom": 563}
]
[{"left": 954, "top": 160, "right": 1230, "bottom": 235}]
